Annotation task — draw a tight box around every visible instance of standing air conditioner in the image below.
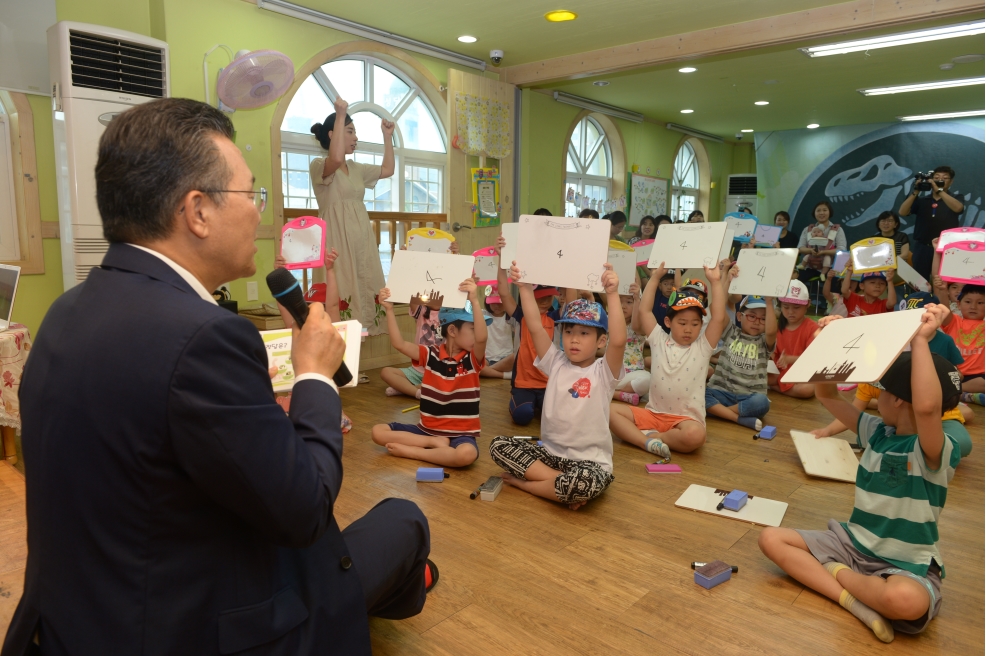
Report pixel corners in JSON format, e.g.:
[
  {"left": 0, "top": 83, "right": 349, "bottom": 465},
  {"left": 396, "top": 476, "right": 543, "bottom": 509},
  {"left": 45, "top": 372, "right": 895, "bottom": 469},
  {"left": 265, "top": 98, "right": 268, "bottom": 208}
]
[
  {"left": 725, "top": 174, "right": 758, "bottom": 216},
  {"left": 47, "top": 21, "right": 169, "bottom": 290}
]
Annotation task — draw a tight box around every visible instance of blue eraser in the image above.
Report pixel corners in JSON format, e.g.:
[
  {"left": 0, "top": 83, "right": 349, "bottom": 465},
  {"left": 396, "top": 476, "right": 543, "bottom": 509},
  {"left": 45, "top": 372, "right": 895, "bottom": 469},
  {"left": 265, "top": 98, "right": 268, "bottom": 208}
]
[
  {"left": 723, "top": 489, "right": 748, "bottom": 511},
  {"left": 416, "top": 467, "right": 445, "bottom": 482},
  {"left": 694, "top": 560, "right": 732, "bottom": 589},
  {"left": 759, "top": 426, "right": 777, "bottom": 439}
]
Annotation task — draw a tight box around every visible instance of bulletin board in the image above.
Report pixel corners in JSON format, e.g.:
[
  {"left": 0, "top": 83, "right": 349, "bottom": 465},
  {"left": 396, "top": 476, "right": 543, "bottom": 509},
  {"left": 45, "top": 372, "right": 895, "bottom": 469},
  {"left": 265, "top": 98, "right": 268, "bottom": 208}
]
[
  {"left": 627, "top": 173, "right": 670, "bottom": 226},
  {"left": 471, "top": 168, "right": 501, "bottom": 228}
]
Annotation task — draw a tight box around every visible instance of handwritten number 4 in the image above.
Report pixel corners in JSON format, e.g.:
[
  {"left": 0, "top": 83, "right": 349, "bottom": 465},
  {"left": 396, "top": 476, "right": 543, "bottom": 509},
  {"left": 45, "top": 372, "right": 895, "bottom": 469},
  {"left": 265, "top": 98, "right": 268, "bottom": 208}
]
[
  {"left": 680, "top": 241, "right": 688, "bottom": 250},
  {"left": 557, "top": 250, "right": 563, "bottom": 258},
  {"left": 843, "top": 335, "right": 862, "bottom": 353},
  {"left": 757, "top": 266, "right": 767, "bottom": 281}
]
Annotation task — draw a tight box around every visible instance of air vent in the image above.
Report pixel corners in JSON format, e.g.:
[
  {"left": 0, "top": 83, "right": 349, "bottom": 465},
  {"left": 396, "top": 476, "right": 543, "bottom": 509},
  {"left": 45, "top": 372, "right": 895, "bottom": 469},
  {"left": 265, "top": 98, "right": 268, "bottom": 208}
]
[
  {"left": 75, "top": 264, "right": 98, "bottom": 283},
  {"left": 75, "top": 237, "right": 110, "bottom": 254},
  {"left": 727, "top": 175, "right": 757, "bottom": 196},
  {"left": 69, "top": 30, "right": 165, "bottom": 97}
]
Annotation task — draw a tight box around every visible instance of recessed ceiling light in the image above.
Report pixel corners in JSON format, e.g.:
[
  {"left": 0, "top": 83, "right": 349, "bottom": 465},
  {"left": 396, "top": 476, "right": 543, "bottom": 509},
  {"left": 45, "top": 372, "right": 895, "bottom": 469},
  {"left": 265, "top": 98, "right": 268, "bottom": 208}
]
[
  {"left": 593, "top": 81, "right": 610, "bottom": 86},
  {"left": 799, "top": 20, "right": 985, "bottom": 57},
  {"left": 679, "top": 67, "right": 697, "bottom": 73},
  {"left": 754, "top": 101, "right": 769, "bottom": 106},
  {"left": 457, "top": 35, "right": 477, "bottom": 43},
  {"left": 680, "top": 109, "right": 694, "bottom": 114},
  {"left": 741, "top": 129, "right": 754, "bottom": 133},
  {"left": 807, "top": 123, "right": 820, "bottom": 129},
  {"left": 544, "top": 10, "right": 578, "bottom": 22},
  {"left": 859, "top": 77, "right": 985, "bottom": 96},
  {"left": 898, "top": 109, "right": 986, "bottom": 121}
]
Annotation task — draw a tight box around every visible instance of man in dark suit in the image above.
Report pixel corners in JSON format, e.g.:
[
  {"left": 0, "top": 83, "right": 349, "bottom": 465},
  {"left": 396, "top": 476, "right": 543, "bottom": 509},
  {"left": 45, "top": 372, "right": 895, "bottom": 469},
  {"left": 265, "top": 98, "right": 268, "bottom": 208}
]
[{"left": 2, "top": 98, "right": 433, "bottom": 655}]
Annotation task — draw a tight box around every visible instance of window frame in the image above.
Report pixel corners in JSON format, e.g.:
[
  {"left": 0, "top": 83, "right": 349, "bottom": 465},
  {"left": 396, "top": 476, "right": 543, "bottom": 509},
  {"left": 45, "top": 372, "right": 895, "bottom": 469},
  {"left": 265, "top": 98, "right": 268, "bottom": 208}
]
[
  {"left": 671, "top": 140, "right": 701, "bottom": 222},
  {"left": 0, "top": 91, "right": 44, "bottom": 275},
  {"left": 564, "top": 115, "right": 612, "bottom": 216}
]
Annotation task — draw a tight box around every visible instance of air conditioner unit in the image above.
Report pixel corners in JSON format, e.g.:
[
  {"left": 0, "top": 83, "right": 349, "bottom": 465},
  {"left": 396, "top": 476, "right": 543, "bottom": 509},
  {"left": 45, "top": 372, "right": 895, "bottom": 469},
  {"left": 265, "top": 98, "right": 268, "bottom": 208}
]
[
  {"left": 725, "top": 174, "right": 758, "bottom": 216},
  {"left": 47, "top": 21, "right": 169, "bottom": 290}
]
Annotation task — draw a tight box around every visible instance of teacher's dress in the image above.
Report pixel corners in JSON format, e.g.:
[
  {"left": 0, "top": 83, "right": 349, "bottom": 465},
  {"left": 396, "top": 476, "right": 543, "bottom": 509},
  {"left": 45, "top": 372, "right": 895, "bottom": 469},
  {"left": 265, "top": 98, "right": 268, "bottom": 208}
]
[{"left": 310, "top": 158, "right": 388, "bottom": 335}]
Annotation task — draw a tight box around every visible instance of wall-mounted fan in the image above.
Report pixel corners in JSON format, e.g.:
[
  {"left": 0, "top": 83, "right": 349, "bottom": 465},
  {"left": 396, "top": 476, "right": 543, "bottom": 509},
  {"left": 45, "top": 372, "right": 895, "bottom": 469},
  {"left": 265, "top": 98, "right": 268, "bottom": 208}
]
[{"left": 203, "top": 46, "right": 294, "bottom": 112}]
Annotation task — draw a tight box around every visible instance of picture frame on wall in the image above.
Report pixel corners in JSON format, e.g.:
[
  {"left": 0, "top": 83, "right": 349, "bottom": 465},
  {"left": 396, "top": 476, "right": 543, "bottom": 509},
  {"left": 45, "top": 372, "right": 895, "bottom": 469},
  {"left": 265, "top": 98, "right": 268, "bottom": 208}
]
[{"left": 626, "top": 173, "right": 670, "bottom": 226}]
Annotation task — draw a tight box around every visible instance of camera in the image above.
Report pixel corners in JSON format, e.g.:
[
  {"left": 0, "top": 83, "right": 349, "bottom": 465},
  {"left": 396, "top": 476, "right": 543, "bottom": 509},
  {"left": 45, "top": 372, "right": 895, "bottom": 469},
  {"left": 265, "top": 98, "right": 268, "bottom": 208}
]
[
  {"left": 490, "top": 50, "right": 504, "bottom": 66},
  {"left": 914, "top": 171, "right": 935, "bottom": 192},
  {"left": 735, "top": 133, "right": 743, "bottom": 141}
]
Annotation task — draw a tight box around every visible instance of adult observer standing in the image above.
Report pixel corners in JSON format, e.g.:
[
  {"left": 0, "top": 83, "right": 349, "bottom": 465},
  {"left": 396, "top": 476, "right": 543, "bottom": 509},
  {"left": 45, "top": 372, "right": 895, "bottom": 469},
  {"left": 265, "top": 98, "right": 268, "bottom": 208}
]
[
  {"left": 309, "top": 97, "right": 395, "bottom": 335},
  {"left": 899, "top": 166, "right": 964, "bottom": 280},
  {"left": 2, "top": 98, "right": 432, "bottom": 656}
]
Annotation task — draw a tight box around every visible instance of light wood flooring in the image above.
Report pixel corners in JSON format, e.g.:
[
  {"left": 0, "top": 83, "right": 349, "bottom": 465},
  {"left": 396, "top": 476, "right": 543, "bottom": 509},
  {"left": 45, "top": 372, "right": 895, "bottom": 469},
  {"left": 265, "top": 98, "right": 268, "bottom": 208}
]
[{"left": 0, "top": 374, "right": 982, "bottom": 654}]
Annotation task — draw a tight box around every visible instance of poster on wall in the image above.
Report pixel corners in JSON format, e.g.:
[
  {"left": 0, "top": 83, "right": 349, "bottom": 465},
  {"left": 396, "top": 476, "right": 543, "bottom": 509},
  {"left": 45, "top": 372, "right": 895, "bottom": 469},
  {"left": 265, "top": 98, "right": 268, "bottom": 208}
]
[
  {"left": 627, "top": 173, "right": 669, "bottom": 226},
  {"left": 471, "top": 168, "right": 501, "bottom": 228}
]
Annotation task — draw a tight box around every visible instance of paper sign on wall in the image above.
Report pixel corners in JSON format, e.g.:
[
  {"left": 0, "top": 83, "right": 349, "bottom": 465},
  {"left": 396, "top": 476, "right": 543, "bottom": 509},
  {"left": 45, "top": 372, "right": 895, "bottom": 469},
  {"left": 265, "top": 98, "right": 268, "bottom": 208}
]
[
  {"left": 723, "top": 212, "right": 758, "bottom": 243},
  {"left": 728, "top": 248, "right": 798, "bottom": 297},
  {"left": 632, "top": 238, "right": 654, "bottom": 266},
  {"left": 754, "top": 224, "right": 781, "bottom": 246},
  {"left": 937, "top": 227, "right": 985, "bottom": 252},
  {"left": 515, "top": 215, "right": 610, "bottom": 292},
  {"left": 851, "top": 237, "right": 896, "bottom": 273},
  {"left": 386, "top": 250, "right": 476, "bottom": 308},
  {"left": 472, "top": 247, "right": 499, "bottom": 284},
  {"left": 648, "top": 222, "right": 729, "bottom": 269},
  {"left": 780, "top": 309, "right": 924, "bottom": 384},
  {"left": 262, "top": 320, "right": 363, "bottom": 391},
  {"left": 499, "top": 223, "right": 518, "bottom": 269},
  {"left": 939, "top": 240, "right": 986, "bottom": 285},
  {"left": 407, "top": 227, "right": 455, "bottom": 253},
  {"left": 281, "top": 216, "right": 325, "bottom": 270},
  {"left": 608, "top": 240, "right": 637, "bottom": 295}
]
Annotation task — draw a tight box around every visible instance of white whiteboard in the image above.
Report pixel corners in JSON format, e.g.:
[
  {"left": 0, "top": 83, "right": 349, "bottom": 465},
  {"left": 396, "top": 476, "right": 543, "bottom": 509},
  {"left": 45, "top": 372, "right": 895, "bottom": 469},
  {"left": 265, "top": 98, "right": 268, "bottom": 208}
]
[
  {"left": 728, "top": 248, "right": 798, "bottom": 297},
  {"left": 386, "top": 250, "right": 476, "bottom": 308},
  {"left": 648, "top": 222, "right": 729, "bottom": 269},
  {"left": 499, "top": 223, "right": 518, "bottom": 269},
  {"left": 608, "top": 248, "right": 636, "bottom": 295},
  {"left": 780, "top": 309, "right": 924, "bottom": 384},
  {"left": 515, "top": 215, "right": 610, "bottom": 292},
  {"left": 939, "top": 242, "right": 986, "bottom": 285},
  {"left": 628, "top": 174, "right": 669, "bottom": 225}
]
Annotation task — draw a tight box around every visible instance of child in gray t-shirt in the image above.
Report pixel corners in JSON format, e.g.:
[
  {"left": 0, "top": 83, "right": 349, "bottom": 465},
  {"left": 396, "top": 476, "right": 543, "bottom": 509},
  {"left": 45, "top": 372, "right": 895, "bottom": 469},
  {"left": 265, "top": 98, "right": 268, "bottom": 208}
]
[{"left": 705, "top": 294, "right": 777, "bottom": 431}]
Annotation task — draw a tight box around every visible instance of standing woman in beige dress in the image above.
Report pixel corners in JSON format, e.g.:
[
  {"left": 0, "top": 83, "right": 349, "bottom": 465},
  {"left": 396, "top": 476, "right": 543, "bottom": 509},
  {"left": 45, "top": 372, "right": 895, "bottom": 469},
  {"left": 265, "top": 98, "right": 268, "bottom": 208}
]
[{"left": 309, "top": 97, "right": 395, "bottom": 335}]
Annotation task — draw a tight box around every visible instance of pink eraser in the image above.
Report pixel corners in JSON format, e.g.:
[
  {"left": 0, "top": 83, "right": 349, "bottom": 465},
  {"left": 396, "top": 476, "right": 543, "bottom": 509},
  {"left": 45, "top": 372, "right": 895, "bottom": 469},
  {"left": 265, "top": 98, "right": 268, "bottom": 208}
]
[{"left": 645, "top": 463, "right": 682, "bottom": 474}]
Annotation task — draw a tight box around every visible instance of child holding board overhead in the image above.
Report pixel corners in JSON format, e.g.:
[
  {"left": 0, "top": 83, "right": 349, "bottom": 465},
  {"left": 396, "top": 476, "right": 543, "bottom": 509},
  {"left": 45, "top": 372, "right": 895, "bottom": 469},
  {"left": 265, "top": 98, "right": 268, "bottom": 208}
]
[
  {"left": 489, "top": 262, "right": 626, "bottom": 510},
  {"left": 759, "top": 305, "right": 963, "bottom": 643}
]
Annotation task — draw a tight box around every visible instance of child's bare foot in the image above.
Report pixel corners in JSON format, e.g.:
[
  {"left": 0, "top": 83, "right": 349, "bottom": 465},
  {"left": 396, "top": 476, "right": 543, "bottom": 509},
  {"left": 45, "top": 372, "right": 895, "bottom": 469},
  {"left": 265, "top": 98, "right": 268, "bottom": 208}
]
[
  {"left": 386, "top": 443, "right": 417, "bottom": 458},
  {"left": 501, "top": 471, "right": 527, "bottom": 489},
  {"left": 568, "top": 501, "right": 587, "bottom": 510}
]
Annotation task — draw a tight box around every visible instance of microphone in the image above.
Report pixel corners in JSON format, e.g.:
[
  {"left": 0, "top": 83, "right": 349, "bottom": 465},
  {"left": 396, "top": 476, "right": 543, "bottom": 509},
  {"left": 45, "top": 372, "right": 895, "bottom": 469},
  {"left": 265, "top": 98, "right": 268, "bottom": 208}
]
[{"left": 266, "top": 268, "right": 353, "bottom": 388}]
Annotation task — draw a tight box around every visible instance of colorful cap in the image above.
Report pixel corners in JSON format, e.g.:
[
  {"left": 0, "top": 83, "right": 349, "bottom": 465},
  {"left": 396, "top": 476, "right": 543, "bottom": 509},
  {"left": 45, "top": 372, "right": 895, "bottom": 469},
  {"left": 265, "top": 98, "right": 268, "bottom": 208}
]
[
  {"left": 668, "top": 294, "right": 707, "bottom": 316},
  {"left": 681, "top": 278, "right": 708, "bottom": 298},
  {"left": 779, "top": 280, "right": 810, "bottom": 306},
  {"left": 533, "top": 285, "right": 559, "bottom": 299},
  {"left": 556, "top": 298, "right": 608, "bottom": 331},
  {"left": 304, "top": 282, "right": 326, "bottom": 303},
  {"left": 438, "top": 300, "right": 493, "bottom": 326},
  {"left": 897, "top": 291, "right": 936, "bottom": 311},
  {"left": 485, "top": 283, "right": 502, "bottom": 304},
  {"left": 860, "top": 271, "right": 887, "bottom": 281},
  {"left": 740, "top": 295, "right": 767, "bottom": 310},
  {"left": 879, "top": 352, "right": 962, "bottom": 409}
]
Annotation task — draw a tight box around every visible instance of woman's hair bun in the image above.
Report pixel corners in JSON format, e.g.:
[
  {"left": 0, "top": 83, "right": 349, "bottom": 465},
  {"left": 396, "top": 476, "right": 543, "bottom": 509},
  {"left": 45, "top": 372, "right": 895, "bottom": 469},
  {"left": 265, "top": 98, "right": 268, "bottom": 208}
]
[{"left": 310, "top": 122, "right": 323, "bottom": 137}]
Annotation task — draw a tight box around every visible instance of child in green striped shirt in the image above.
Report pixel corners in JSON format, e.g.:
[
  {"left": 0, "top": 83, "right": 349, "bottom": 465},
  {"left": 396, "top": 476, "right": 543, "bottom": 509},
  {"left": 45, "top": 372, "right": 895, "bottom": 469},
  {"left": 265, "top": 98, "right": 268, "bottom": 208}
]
[{"left": 759, "top": 304, "right": 963, "bottom": 643}]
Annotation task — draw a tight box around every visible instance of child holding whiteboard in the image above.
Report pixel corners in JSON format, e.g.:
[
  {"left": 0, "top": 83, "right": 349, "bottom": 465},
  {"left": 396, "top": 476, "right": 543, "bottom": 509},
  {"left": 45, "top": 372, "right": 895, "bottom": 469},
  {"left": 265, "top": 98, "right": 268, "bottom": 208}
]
[
  {"left": 489, "top": 263, "right": 625, "bottom": 510},
  {"left": 759, "top": 306, "right": 963, "bottom": 643},
  {"left": 841, "top": 261, "right": 896, "bottom": 317},
  {"left": 379, "top": 294, "right": 444, "bottom": 399},
  {"left": 479, "top": 283, "right": 516, "bottom": 379},
  {"left": 610, "top": 261, "right": 729, "bottom": 456},
  {"left": 371, "top": 280, "right": 488, "bottom": 467},
  {"left": 614, "top": 281, "right": 650, "bottom": 405},
  {"left": 933, "top": 282, "right": 985, "bottom": 402},
  {"left": 768, "top": 280, "right": 817, "bottom": 399}
]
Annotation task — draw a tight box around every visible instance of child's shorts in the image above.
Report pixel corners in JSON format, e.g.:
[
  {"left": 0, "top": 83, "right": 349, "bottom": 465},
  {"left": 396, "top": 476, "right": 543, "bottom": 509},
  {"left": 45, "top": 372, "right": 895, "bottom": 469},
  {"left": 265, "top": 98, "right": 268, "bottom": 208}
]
[
  {"left": 796, "top": 519, "right": 942, "bottom": 634},
  {"left": 489, "top": 435, "right": 613, "bottom": 505},
  {"left": 401, "top": 367, "right": 424, "bottom": 387},
  {"left": 387, "top": 422, "right": 478, "bottom": 452},
  {"left": 629, "top": 407, "right": 694, "bottom": 433},
  {"left": 963, "top": 373, "right": 984, "bottom": 383},
  {"left": 705, "top": 388, "right": 770, "bottom": 418}
]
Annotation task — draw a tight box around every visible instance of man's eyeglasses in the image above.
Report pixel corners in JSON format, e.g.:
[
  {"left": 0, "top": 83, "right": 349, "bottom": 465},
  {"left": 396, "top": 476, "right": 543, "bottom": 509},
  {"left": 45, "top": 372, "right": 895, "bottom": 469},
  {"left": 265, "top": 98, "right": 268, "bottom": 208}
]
[{"left": 203, "top": 187, "right": 267, "bottom": 212}]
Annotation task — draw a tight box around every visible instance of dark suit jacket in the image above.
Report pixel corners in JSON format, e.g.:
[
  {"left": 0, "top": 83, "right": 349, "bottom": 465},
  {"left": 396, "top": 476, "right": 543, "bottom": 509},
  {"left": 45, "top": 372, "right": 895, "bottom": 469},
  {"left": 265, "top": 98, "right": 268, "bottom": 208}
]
[{"left": 2, "top": 244, "right": 370, "bottom": 655}]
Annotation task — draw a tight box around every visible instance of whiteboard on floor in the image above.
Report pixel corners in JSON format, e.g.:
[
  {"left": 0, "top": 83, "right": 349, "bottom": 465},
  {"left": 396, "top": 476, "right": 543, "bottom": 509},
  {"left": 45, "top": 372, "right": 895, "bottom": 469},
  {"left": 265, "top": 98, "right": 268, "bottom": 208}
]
[
  {"left": 895, "top": 258, "right": 931, "bottom": 292},
  {"left": 728, "top": 248, "right": 798, "bottom": 297},
  {"left": 608, "top": 245, "right": 637, "bottom": 295},
  {"left": 515, "top": 215, "right": 610, "bottom": 292},
  {"left": 500, "top": 223, "right": 519, "bottom": 269},
  {"left": 648, "top": 222, "right": 729, "bottom": 269},
  {"left": 939, "top": 241, "right": 986, "bottom": 285},
  {"left": 386, "top": 250, "right": 476, "bottom": 308},
  {"left": 780, "top": 309, "right": 924, "bottom": 384},
  {"left": 791, "top": 430, "right": 858, "bottom": 483},
  {"left": 675, "top": 484, "right": 788, "bottom": 527}
]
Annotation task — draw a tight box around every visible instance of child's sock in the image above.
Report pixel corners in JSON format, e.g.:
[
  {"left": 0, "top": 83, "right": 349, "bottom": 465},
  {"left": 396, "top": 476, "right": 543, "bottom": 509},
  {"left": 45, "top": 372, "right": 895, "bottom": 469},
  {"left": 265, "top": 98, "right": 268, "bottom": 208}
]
[
  {"left": 737, "top": 417, "right": 762, "bottom": 431},
  {"left": 619, "top": 392, "right": 640, "bottom": 406},
  {"left": 503, "top": 371, "right": 512, "bottom": 380},
  {"left": 960, "top": 392, "right": 984, "bottom": 406},
  {"left": 823, "top": 562, "right": 894, "bottom": 643},
  {"left": 385, "top": 387, "right": 401, "bottom": 397},
  {"left": 644, "top": 433, "right": 670, "bottom": 459}
]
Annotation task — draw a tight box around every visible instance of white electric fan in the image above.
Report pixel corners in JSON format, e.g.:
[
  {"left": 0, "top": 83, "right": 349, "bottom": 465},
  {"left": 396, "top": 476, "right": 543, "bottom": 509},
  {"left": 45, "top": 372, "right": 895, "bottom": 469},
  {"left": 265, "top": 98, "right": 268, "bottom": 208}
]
[{"left": 203, "top": 46, "right": 295, "bottom": 112}]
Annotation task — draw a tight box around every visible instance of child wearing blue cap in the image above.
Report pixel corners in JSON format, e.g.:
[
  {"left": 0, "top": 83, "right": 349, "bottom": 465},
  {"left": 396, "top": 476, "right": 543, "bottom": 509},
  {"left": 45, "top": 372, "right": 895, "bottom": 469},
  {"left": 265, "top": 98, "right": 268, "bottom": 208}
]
[
  {"left": 489, "top": 263, "right": 626, "bottom": 510},
  {"left": 372, "top": 279, "right": 489, "bottom": 467},
  {"left": 841, "top": 260, "right": 896, "bottom": 317}
]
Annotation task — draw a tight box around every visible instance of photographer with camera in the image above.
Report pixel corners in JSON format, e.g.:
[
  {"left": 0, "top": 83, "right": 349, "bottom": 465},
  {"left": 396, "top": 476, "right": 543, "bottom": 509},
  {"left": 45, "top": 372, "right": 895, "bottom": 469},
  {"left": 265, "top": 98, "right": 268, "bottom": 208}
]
[{"left": 899, "top": 166, "right": 964, "bottom": 280}]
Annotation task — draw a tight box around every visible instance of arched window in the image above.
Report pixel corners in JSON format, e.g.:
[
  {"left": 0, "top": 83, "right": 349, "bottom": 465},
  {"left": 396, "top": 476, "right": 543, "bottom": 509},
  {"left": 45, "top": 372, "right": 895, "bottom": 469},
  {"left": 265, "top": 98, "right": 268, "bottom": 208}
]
[
  {"left": 280, "top": 56, "right": 446, "bottom": 214},
  {"left": 671, "top": 141, "right": 700, "bottom": 222},
  {"left": 564, "top": 116, "right": 611, "bottom": 216}
]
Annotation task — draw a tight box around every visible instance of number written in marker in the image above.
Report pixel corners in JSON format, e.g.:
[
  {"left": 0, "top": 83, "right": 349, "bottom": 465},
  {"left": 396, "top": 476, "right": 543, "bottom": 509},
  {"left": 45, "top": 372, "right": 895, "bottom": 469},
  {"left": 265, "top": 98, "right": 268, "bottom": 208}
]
[
  {"left": 843, "top": 334, "right": 863, "bottom": 354},
  {"left": 757, "top": 266, "right": 767, "bottom": 281},
  {"left": 680, "top": 241, "right": 688, "bottom": 250},
  {"left": 425, "top": 271, "right": 442, "bottom": 285},
  {"left": 557, "top": 250, "right": 563, "bottom": 258}
]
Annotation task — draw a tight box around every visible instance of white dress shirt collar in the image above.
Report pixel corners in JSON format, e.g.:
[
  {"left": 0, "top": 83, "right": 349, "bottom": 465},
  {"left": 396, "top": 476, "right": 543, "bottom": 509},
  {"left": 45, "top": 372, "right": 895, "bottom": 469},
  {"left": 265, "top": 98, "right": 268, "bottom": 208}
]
[{"left": 127, "top": 244, "right": 218, "bottom": 305}]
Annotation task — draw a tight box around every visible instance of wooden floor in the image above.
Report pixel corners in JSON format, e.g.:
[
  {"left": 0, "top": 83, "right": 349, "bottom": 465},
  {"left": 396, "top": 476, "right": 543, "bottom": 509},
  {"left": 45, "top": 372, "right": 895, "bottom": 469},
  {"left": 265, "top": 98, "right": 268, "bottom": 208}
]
[{"left": 0, "top": 374, "right": 982, "bottom": 653}]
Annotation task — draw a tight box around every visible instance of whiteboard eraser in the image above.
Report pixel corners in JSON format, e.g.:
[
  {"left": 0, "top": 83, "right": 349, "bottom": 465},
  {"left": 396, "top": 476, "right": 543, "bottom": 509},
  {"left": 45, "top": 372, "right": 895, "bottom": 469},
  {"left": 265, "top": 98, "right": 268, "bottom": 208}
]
[
  {"left": 416, "top": 467, "right": 447, "bottom": 482},
  {"left": 479, "top": 475, "right": 502, "bottom": 501},
  {"left": 758, "top": 426, "right": 777, "bottom": 439}
]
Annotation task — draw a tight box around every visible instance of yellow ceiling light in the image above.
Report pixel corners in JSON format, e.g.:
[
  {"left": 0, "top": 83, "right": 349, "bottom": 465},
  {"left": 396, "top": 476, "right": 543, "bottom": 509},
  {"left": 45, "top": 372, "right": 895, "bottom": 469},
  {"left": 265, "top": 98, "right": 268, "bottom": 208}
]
[{"left": 545, "top": 10, "right": 578, "bottom": 22}]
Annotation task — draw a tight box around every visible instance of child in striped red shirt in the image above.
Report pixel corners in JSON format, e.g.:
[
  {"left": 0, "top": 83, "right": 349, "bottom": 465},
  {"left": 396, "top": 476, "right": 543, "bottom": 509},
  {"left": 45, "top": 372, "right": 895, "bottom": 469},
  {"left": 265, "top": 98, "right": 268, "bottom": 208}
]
[{"left": 372, "top": 279, "right": 489, "bottom": 467}]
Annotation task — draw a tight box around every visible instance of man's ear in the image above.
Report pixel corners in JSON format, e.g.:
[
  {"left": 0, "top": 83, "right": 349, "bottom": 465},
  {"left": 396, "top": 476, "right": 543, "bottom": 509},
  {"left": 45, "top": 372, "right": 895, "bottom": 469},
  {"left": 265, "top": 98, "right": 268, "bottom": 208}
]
[{"left": 177, "top": 189, "right": 210, "bottom": 239}]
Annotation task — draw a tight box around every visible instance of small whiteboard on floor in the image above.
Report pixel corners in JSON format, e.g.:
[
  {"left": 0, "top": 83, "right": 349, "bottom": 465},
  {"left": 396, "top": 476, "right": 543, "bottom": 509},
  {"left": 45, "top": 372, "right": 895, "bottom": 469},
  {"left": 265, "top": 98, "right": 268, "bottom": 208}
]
[
  {"left": 386, "top": 250, "right": 476, "bottom": 308},
  {"left": 648, "top": 222, "right": 729, "bottom": 269},
  {"left": 609, "top": 241, "right": 637, "bottom": 295},
  {"left": 791, "top": 430, "right": 858, "bottom": 483},
  {"left": 780, "top": 309, "right": 924, "bottom": 384},
  {"left": 500, "top": 223, "right": 519, "bottom": 269},
  {"left": 728, "top": 248, "right": 798, "bottom": 297},
  {"left": 515, "top": 215, "right": 610, "bottom": 292},
  {"left": 675, "top": 484, "right": 788, "bottom": 527}
]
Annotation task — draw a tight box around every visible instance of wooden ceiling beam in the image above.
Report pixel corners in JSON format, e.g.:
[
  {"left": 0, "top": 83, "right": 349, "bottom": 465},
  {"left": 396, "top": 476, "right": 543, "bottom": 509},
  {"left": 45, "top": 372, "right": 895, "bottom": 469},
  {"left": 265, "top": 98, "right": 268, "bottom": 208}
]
[{"left": 501, "top": 0, "right": 984, "bottom": 86}]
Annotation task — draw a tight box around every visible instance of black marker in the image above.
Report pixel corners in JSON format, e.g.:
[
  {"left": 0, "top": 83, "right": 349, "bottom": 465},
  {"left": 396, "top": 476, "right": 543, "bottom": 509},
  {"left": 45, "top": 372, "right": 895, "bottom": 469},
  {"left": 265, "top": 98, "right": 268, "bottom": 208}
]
[
  {"left": 469, "top": 485, "right": 482, "bottom": 500},
  {"left": 692, "top": 562, "right": 739, "bottom": 573},
  {"left": 716, "top": 501, "right": 725, "bottom": 511}
]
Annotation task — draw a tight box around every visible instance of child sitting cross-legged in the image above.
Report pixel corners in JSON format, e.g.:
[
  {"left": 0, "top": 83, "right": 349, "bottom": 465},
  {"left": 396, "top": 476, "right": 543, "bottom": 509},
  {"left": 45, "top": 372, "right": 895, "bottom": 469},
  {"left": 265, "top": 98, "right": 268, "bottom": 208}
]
[
  {"left": 371, "top": 279, "right": 489, "bottom": 467},
  {"left": 609, "top": 261, "right": 728, "bottom": 457},
  {"left": 489, "top": 262, "right": 626, "bottom": 510},
  {"left": 768, "top": 279, "right": 818, "bottom": 399},
  {"left": 759, "top": 305, "right": 963, "bottom": 643},
  {"left": 612, "top": 280, "right": 650, "bottom": 406}
]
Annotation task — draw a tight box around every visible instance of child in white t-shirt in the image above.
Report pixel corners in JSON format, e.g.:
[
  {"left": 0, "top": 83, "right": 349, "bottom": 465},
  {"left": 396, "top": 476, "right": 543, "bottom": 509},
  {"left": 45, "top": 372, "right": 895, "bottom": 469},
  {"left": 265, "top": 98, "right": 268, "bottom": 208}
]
[
  {"left": 610, "top": 260, "right": 729, "bottom": 456},
  {"left": 479, "top": 283, "right": 516, "bottom": 379},
  {"left": 489, "top": 262, "right": 626, "bottom": 510}
]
